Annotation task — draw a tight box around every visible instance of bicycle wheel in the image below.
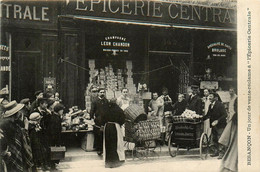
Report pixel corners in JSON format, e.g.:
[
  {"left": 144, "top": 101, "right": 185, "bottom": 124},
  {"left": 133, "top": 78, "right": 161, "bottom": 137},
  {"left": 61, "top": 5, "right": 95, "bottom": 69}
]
[
  {"left": 168, "top": 131, "right": 178, "bottom": 157},
  {"left": 199, "top": 132, "right": 209, "bottom": 160}
]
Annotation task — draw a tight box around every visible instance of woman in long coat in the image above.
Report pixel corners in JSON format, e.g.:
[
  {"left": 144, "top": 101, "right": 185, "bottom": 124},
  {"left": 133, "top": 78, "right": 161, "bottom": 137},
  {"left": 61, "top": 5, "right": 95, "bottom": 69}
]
[
  {"left": 219, "top": 98, "right": 238, "bottom": 172},
  {"left": 102, "top": 99, "right": 125, "bottom": 168}
]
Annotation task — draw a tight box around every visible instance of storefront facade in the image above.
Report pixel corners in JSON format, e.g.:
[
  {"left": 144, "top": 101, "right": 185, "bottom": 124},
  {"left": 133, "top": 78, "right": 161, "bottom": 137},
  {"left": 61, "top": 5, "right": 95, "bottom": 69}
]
[{"left": 0, "top": 0, "right": 237, "bottom": 109}]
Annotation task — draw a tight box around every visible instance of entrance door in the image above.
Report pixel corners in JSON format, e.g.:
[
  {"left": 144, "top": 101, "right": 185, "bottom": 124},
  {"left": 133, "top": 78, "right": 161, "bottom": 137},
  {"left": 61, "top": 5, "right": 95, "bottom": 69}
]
[
  {"left": 12, "top": 53, "right": 42, "bottom": 101},
  {"left": 148, "top": 55, "right": 181, "bottom": 102}
]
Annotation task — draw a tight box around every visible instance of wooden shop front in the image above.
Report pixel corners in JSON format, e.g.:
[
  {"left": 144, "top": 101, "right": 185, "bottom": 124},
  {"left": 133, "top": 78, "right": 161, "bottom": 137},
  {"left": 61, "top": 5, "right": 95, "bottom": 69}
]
[{"left": 58, "top": 0, "right": 237, "bottom": 109}]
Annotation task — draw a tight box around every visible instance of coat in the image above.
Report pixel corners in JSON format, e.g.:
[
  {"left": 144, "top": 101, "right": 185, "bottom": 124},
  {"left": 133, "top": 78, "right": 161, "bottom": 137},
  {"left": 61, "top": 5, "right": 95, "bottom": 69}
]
[
  {"left": 203, "top": 100, "right": 227, "bottom": 129},
  {"left": 172, "top": 100, "right": 187, "bottom": 116},
  {"left": 47, "top": 113, "right": 62, "bottom": 146},
  {"left": 90, "top": 97, "right": 109, "bottom": 126},
  {"left": 187, "top": 94, "right": 202, "bottom": 115}
]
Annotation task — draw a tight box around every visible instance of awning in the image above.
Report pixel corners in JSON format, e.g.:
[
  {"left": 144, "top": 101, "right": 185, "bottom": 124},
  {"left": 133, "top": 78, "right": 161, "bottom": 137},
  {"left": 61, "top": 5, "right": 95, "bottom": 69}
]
[{"left": 59, "top": 15, "right": 236, "bottom": 32}]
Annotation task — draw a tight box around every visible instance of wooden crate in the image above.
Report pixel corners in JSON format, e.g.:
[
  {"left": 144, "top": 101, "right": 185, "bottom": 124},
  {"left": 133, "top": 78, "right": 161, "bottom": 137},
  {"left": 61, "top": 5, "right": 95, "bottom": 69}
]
[{"left": 50, "top": 146, "right": 66, "bottom": 160}]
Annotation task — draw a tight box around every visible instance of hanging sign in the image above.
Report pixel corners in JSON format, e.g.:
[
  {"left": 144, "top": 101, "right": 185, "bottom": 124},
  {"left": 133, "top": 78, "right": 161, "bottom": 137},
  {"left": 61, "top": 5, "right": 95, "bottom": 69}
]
[
  {"left": 100, "top": 36, "right": 130, "bottom": 56},
  {"left": 44, "top": 77, "right": 56, "bottom": 94},
  {"left": 207, "top": 42, "right": 232, "bottom": 58}
]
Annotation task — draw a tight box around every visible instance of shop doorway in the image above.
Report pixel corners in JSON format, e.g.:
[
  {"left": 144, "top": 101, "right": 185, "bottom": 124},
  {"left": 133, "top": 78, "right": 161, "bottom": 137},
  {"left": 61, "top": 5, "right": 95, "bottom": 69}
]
[
  {"left": 12, "top": 53, "right": 42, "bottom": 101},
  {"left": 148, "top": 55, "right": 186, "bottom": 102}
]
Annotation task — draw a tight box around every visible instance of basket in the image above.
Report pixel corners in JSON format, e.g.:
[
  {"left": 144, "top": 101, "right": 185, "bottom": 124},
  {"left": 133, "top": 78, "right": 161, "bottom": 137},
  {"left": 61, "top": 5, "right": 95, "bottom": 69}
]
[
  {"left": 50, "top": 146, "right": 66, "bottom": 160},
  {"left": 124, "top": 104, "right": 146, "bottom": 122},
  {"left": 125, "top": 119, "right": 161, "bottom": 142}
]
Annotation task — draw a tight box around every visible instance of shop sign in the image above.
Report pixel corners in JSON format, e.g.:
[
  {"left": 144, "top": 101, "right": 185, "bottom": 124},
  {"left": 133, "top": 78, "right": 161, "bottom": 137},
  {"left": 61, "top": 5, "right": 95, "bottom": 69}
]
[
  {"left": 0, "top": 33, "right": 11, "bottom": 98},
  {"left": 100, "top": 36, "right": 130, "bottom": 56},
  {"left": 207, "top": 42, "right": 232, "bottom": 57},
  {"left": 63, "top": 0, "right": 236, "bottom": 29},
  {"left": 44, "top": 77, "right": 56, "bottom": 94},
  {"left": 0, "top": 1, "right": 57, "bottom": 29},
  {"left": 200, "top": 81, "right": 218, "bottom": 90}
]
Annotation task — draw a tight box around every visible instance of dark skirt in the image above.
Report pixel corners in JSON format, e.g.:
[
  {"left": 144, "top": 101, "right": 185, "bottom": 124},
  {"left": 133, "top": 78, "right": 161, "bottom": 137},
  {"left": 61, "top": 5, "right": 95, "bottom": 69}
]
[
  {"left": 104, "top": 122, "right": 125, "bottom": 168},
  {"left": 29, "top": 130, "right": 48, "bottom": 166}
]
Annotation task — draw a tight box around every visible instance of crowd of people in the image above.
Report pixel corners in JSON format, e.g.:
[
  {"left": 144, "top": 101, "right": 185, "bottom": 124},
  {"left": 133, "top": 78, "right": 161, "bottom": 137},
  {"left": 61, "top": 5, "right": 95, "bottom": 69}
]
[
  {"left": 0, "top": 85, "right": 238, "bottom": 171},
  {"left": 0, "top": 91, "right": 64, "bottom": 172},
  {"left": 145, "top": 86, "right": 238, "bottom": 171}
]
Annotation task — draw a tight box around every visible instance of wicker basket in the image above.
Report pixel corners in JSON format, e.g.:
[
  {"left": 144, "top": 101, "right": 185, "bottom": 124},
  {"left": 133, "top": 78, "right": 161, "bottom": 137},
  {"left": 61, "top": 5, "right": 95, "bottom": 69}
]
[{"left": 125, "top": 119, "right": 161, "bottom": 142}]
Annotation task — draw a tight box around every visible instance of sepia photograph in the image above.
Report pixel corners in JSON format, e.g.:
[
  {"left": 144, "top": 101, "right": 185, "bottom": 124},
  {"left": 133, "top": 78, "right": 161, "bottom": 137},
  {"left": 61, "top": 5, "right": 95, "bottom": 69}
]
[{"left": 0, "top": 0, "right": 258, "bottom": 171}]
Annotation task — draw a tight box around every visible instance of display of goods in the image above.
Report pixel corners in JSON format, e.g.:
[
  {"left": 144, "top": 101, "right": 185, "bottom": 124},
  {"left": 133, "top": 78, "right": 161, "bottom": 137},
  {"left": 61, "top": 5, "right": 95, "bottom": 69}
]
[
  {"left": 124, "top": 104, "right": 146, "bottom": 122},
  {"left": 181, "top": 109, "right": 202, "bottom": 118},
  {"left": 172, "top": 116, "right": 202, "bottom": 123},
  {"left": 125, "top": 119, "right": 161, "bottom": 142}
]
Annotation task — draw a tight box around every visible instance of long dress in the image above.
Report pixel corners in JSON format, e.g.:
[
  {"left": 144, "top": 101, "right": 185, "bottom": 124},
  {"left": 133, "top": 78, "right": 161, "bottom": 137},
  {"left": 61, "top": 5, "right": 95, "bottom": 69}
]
[
  {"left": 219, "top": 98, "right": 238, "bottom": 172},
  {"left": 102, "top": 102, "right": 125, "bottom": 168}
]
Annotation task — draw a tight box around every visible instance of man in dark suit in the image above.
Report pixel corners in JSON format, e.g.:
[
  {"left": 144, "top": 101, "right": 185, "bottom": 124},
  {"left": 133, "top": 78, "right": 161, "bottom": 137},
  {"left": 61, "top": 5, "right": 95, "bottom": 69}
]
[
  {"left": 203, "top": 92, "right": 227, "bottom": 159},
  {"left": 90, "top": 88, "right": 109, "bottom": 155},
  {"left": 187, "top": 85, "right": 202, "bottom": 115}
]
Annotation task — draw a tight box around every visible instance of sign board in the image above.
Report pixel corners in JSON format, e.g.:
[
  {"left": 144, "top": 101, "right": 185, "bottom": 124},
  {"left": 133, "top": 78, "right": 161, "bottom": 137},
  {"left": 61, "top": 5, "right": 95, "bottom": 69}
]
[
  {"left": 63, "top": 0, "right": 236, "bottom": 30},
  {"left": 44, "top": 77, "right": 56, "bottom": 94},
  {"left": 0, "top": 1, "right": 58, "bottom": 29},
  {"left": 0, "top": 32, "right": 11, "bottom": 100},
  {"left": 207, "top": 42, "right": 232, "bottom": 58},
  {"left": 216, "top": 91, "right": 230, "bottom": 103},
  {"left": 101, "top": 36, "right": 130, "bottom": 56},
  {"left": 200, "top": 81, "right": 218, "bottom": 90}
]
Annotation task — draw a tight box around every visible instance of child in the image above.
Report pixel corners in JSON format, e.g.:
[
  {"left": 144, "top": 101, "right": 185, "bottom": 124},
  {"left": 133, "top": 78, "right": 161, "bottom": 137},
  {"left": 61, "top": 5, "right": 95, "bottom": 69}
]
[
  {"left": 48, "top": 103, "right": 65, "bottom": 170},
  {"left": 28, "top": 112, "right": 50, "bottom": 171}
]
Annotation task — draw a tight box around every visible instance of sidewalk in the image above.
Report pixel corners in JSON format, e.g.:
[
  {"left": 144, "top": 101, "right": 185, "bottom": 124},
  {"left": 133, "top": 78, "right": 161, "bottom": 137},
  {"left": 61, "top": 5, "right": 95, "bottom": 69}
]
[
  {"left": 57, "top": 146, "right": 220, "bottom": 172},
  {"left": 62, "top": 144, "right": 208, "bottom": 162}
]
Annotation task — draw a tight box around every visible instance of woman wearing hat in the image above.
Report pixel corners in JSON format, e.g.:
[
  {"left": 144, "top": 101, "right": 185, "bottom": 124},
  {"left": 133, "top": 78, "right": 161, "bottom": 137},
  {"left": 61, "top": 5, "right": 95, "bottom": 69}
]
[
  {"left": 47, "top": 103, "right": 65, "bottom": 170},
  {"left": 0, "top": 101, "right": 34, "bottom": 172}
]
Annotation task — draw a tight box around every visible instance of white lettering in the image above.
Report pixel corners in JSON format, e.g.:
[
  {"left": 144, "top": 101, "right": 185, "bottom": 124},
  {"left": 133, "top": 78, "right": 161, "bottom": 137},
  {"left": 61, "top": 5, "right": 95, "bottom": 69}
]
[
  {"left": 33, "top": 6, "right": 40, "bottom": 20},
  {"left": 14, "top": 5, "right": 22, "bottom": 19},
  {"left": 4, "top": 4, "right": 12, "bottom": 18},
  {"left": 168, "top": 3, "right": 178, "bottom": 19},
  {"left": 108, "top": 0, "right": 119, "bottom": 13},
  {"left": 134, "top": 0, "right": 144, "bottom": 16},
  {"left": 76, "top": 0, "right": 88, "bottom": 11},
  {"left": 90, "top": 0, "right": 100, "bottom": 12},
  {"left": 23, "top": 6, "right": 32, "bottom": 20},
  {"left": 122, "top": 0, "right": 132, "bottom": 15},
  {"left": 42, "top": 7, "right": 49, "bottom": 21},
  {"left": 153, "top": 1, "right": 162, "bottom": 18}
]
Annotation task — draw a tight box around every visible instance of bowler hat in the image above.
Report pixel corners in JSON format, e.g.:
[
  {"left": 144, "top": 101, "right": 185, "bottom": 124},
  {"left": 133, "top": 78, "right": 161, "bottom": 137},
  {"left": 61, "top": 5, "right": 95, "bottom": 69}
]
[
  {"left": 54, "top": 103, "right": 65, "bottom": 113},
  {"left": 20, "top": 98, "right": 30, "bottom": 104},
  {"left": 3, "top": 101, "right": 24, "bottom": 118},
  {"left": 29, "top": 112, "right": 42, "bottom": 121}
]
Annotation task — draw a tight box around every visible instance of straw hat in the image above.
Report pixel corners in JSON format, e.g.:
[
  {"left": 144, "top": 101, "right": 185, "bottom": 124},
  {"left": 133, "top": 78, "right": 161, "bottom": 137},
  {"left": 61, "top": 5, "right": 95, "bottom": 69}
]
[
  {"left": 3, "top": 101, "right": 24, "bottom": 118},
  {"left": 29, "top": 112, "right": 42, "bottom": 121}
]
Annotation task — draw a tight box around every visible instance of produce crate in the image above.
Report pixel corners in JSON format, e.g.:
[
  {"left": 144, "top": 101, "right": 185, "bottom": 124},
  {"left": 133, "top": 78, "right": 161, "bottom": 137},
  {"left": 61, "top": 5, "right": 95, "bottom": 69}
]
[
  {"left": 125, "top": 119, "right": 161, "bottom": 142},
  {"left": 50, "top": 146, "right": 66, "bottom": 160}
]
